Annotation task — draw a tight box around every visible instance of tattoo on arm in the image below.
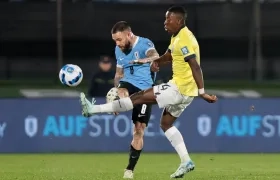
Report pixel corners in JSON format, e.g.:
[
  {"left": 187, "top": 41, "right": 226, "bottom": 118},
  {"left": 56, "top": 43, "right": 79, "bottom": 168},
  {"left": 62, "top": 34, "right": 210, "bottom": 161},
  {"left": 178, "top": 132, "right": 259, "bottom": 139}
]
[
  {"left": 133, "top": 49, "right": 160, "bottom": 63},
  {"left": 114, "top": 67, "right": 124, "bottom": 87},
  {"left": 145, "top": 49, "right": 160, "bottom": 62}
]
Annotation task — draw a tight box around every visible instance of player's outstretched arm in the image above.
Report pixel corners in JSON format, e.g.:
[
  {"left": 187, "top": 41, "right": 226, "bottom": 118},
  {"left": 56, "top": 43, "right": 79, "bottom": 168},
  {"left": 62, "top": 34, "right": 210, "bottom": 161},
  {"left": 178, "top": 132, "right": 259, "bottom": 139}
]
[
  {"left": 131, "top": 49, "right": 172, "bottom": 65},
  {"left": 130, "top": 49, "right": 159, "bottom": 64},
  {"left": 114, "top": 67, "right": 124, "bottom": 87},
  {"left": 149, "top": 50, "right": 172, "bottom": 72},
  {"left": 187, "top": 58, "right": 218, "bottom": 103},
  {"left": 155, "top": 50, "right": 172, "bottom": 66},
  {"left": 130, "top": 49, "right": 172, "bottom": 72}
]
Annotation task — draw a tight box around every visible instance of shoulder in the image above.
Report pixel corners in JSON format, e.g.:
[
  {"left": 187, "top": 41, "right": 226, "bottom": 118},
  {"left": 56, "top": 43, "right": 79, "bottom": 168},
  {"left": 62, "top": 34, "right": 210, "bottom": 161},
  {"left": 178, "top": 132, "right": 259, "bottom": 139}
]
[
  {"left": 138, "top": 37, "right": 155, "bottom": 48},
  {"left": 139, "top": 36, "right": 152, "bottom": 43},
  {"left": 179, "top": 27, "right": 192, "bottom": 42}
]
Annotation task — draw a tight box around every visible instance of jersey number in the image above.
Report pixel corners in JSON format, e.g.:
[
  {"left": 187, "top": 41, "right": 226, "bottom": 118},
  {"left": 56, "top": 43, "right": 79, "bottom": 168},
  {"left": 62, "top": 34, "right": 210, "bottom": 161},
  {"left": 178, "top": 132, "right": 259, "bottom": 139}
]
[
  {"left": 130, "top": 66, "right": 134, "bottom": 75},
  {"left": 141, "top": 104, "right": 147, "bottom": 114}
]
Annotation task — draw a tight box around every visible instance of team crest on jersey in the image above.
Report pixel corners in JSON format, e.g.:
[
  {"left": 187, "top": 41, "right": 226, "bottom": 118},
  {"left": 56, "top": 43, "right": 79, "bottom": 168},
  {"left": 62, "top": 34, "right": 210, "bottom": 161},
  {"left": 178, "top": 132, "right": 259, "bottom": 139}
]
[
  {"left": 134, "top": 51, "right": 139, "bottom": 59},
  {"left": 181, "top": 46, "right": 189, "bottom": 55}
]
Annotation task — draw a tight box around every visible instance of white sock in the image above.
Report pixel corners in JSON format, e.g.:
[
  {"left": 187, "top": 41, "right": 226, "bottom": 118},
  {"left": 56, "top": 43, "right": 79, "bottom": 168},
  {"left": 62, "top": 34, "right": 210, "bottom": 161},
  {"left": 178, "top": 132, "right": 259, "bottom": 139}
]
[
  {"left": 165, "top": 126, "right": 191, "bottom": 163},
  {"left": 91, "top": 97, "right": 134, "bottom": 113}
]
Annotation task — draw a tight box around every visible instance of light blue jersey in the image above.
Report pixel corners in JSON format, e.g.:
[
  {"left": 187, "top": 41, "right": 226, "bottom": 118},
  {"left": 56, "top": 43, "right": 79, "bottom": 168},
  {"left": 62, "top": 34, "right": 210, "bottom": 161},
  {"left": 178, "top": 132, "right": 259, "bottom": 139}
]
[{"left": 115, "top": 36, "right": 156, "bottom": 90}]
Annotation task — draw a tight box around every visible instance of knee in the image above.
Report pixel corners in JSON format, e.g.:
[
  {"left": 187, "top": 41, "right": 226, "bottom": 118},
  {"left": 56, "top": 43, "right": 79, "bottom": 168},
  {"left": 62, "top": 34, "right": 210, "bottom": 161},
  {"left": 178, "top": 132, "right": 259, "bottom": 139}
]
[
  {"left": 118, "top": 88, "right": 129, "bottom": 98},
  {"left": 160, "top": 120, "right": 173, "bottom": 132},
  {"left": 133, "top": 123, "right": 145, "bottom": 139},
  {"left": 160, "top": 122, "right": 173, "bottom": 132},
  {"left": 160, "top": 112, "right": 174, "bottom": 132}
]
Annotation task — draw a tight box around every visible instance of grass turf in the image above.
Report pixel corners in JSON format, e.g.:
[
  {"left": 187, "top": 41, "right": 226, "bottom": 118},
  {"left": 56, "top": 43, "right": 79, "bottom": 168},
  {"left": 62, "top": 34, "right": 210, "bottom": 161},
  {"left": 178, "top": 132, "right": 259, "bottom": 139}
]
[{"left": 0, "top": 153, "right": 279, "bottom": 179}]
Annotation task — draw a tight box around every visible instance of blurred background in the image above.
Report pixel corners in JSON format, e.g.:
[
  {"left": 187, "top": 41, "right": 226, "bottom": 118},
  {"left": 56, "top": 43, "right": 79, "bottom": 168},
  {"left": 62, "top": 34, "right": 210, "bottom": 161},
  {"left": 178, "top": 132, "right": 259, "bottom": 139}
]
[
  {"left": 1, "top": 0, "right": 280, "bottom": 97},
  {"left": 0, "top": 0, "right": 280, "bottom": 179}
]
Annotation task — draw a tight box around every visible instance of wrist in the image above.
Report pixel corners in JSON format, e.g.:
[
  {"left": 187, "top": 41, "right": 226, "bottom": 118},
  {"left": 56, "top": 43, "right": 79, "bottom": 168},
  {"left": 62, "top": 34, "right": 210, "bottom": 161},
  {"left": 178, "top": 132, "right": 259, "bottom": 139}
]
[{"left": 198, "top": 88, "right": 205, "bottom": 95}]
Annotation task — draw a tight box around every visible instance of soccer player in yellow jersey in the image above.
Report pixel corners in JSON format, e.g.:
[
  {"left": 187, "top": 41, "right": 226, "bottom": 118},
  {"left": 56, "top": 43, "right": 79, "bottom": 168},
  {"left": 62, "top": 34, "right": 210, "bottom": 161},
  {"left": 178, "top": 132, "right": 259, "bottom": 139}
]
[{"left": 80, "top": 5, "right": 217, "bottom": 179}]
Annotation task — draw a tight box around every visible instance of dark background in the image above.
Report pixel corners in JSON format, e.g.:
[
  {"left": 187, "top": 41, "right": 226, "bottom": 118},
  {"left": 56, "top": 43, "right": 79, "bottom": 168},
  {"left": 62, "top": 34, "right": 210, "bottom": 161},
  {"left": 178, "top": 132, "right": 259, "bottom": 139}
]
[{"left": 1, "top": 0, "right": 279, "bottom": 80}]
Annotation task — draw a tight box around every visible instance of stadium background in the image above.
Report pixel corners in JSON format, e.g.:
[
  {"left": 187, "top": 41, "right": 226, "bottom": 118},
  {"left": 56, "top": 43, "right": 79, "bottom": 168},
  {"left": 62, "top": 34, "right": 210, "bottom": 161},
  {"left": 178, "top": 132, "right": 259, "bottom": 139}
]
[{"left": 1, "top": 0, "right": 280, "bottom": 179}]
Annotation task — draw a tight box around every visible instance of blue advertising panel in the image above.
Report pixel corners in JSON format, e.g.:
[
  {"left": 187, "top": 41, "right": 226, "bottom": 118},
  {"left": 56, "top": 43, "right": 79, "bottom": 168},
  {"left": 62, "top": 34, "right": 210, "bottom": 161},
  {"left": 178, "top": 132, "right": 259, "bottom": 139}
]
[{"left": 0, "top": 98, "right": 279, "bottom": 153}]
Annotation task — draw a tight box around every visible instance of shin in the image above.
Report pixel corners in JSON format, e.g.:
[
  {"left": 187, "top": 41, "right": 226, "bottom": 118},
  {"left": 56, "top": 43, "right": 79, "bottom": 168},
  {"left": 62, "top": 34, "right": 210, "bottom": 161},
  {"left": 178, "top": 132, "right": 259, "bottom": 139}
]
[
  {"left": 131, "top": 122, "right": 146, "bottom": 150},
  {"left": 126, "top": 122, "right": 146, "bottom": 171}
]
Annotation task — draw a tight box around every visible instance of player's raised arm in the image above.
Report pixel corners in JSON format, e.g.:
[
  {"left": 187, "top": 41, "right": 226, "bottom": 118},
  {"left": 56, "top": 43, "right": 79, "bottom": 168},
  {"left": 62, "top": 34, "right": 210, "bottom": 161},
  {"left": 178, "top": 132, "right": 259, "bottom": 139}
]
[
  {"left": 114, "top": 67, "right": 124, "bottom": 87},
  {"left": 146, "top": 48, "right": 160, "bottom": 62},
  {"left": 129, "top": 47, "right": 159, "bottom": 64},
  {"left": 147, "top": 50, "right": 172, "bottom": 72},
  {"left": 130, "top": 49, "right": 172, "bottom": 66},
  {"left": 156, "top": 49, "right": 172, "bottom": 66}
]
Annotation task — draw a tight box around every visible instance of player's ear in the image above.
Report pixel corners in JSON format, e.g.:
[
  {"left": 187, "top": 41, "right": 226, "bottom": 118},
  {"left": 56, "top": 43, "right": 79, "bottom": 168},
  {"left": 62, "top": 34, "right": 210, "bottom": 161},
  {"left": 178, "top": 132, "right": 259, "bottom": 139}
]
[
  {"left": 177, "top": 18, "right": 182, "bottom": 25},
  {"left": 128, "top": 32, "right": 133, "bottom": 38},
  {"left": 126, "top": 32, "right": 130, "bottom": 39}
]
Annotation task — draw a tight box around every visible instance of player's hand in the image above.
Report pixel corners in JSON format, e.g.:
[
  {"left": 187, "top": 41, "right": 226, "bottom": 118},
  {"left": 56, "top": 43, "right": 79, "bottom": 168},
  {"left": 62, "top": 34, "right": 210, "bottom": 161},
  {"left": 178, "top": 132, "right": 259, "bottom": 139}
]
[
  {"left": 200, "top": 94, "right": 218, "bottom": 103},
  {"left": 150, "top": 61, "right": 159, "bottom": 72},
  {"left": 113, "top": 112, "right": 119, "bottom": 116},
  {"left": 129, "top": 59, "right": 149, "bottom": 64}
]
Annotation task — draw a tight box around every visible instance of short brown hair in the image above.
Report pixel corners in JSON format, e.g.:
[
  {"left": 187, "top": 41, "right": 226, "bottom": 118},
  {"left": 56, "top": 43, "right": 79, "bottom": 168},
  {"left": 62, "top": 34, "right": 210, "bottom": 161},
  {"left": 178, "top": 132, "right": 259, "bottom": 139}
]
[{"left": 111, "top": 21, "right": 131, "bottom": 34}]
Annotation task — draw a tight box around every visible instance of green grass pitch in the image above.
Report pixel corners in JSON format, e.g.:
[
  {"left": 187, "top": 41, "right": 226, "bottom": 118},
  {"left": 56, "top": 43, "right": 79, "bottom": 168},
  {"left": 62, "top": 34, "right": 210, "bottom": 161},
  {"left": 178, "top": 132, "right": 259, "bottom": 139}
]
[{"left": 0, "top": 153, "right": 279, "bottom": 180}]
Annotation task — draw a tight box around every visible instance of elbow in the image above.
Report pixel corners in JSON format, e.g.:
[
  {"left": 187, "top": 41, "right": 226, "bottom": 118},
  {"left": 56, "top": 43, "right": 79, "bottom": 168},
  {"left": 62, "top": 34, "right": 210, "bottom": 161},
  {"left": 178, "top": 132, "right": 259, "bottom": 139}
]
[
  {"left": 115, "top": 75, "right": 123, "bottom": 79},
  {"left": 114, "top": 74, "right": 120, "bottom": 79}
]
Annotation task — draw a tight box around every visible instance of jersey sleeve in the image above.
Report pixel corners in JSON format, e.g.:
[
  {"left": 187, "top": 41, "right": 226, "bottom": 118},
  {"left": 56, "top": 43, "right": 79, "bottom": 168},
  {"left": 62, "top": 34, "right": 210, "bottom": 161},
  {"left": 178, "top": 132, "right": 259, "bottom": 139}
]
[
  {"left": 115, "top": 47, "right": 123, "bottom": 68},
  {"left": 142, "top": 39, "right": 156, "bottom": 56},
  {"left": 179, "top": 36, "right": 196, "bottom": 62}
]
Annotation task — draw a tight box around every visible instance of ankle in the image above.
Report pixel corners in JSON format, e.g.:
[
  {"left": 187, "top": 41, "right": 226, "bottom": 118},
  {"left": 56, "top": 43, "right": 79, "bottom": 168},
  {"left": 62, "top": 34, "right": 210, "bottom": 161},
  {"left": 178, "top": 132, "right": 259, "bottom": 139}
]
[{"left": 181, "top": 154, "right": 191, "bottom": 163}]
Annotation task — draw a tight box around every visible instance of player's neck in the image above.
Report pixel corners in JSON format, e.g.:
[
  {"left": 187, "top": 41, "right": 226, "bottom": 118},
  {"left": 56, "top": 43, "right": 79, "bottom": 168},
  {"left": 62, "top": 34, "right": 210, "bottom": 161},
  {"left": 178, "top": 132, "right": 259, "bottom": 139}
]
[
  {"left": 130, "top": 35, "right": 139, "bottom": 49},
  {"left": 173, "top": 25, "right": 185, "bottom": 37}
]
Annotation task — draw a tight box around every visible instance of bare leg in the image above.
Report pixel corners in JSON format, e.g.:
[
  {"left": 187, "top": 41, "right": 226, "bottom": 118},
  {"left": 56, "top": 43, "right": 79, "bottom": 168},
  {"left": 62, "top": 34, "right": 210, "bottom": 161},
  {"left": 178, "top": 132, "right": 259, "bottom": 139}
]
[
  {"left": 118, "top": 88, "right": 146, "bottom": 171},
  {"left": 131, "top": 122, "right": 146, "bottom": 150},
  {"left": 130, "top": 88, "right": 157, "bottom": 106},
  {"left": 118, "top": 88, "right": 129, "bottom": 98},
  {"left": 160, "top": 108, "right": 177, "bottom": 132},
  {"left": 126, "top": 122, "right": 146, "bottom": 171}
]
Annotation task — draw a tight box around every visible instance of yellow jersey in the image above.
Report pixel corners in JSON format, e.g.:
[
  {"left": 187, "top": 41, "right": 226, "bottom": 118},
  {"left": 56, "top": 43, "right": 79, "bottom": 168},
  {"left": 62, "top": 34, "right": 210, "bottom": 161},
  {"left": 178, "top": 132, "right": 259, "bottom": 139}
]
[{"left": 168, "top": 26, "right": 200, "bottom": 97}]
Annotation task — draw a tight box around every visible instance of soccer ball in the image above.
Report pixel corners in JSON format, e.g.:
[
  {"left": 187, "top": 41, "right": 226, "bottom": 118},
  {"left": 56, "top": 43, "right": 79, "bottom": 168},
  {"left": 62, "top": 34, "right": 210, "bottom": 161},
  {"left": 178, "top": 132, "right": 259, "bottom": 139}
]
[
  {"left": 59, "top": 64, "right": 83, "bottom": 87},
  {"left": 106, "top": 87, "right": 119, "bottom": 102}
]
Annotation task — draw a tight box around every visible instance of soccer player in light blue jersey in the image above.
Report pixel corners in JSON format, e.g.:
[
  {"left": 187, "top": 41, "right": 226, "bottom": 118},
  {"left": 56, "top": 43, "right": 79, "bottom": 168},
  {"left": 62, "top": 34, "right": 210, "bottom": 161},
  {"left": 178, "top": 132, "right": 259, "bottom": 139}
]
[{"left": 111, "top": 21, "right": 159, "bottom": 179}]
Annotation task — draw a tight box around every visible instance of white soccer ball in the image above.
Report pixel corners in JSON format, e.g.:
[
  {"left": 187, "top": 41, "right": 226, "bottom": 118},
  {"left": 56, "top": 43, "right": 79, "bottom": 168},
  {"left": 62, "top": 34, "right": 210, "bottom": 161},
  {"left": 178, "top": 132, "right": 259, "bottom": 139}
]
[
  {"left": 59, "top": 64, "right": 83, "bottom": 87},
  {"left": 106, "top": 87, "right": 119, "bottom": 102}
]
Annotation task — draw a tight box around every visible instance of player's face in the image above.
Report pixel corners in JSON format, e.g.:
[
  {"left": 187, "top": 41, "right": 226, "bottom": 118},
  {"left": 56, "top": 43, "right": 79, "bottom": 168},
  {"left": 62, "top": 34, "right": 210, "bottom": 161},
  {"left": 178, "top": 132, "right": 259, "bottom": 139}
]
[
  {"left": 164, "top": 12, "right": 180, "bottom": 34},
  {"left": 112, "top": 31, "right": 131, "bottom": 51}
]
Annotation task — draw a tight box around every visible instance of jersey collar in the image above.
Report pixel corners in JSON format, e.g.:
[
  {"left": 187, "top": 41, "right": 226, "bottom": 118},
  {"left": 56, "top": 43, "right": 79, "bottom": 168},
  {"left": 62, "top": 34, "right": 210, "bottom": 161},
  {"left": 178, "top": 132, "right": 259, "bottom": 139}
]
[{"left": 132, "top": 36, "right": 139, "bottom": 49}]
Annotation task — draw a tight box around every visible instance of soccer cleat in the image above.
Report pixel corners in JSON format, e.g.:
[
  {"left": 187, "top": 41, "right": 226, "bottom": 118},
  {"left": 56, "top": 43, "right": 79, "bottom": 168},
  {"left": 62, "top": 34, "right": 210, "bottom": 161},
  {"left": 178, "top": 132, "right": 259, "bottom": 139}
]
[
  {"left": 170, "top": 161, "right": 195, "bottom": 178},
  {"left": 80, "top": 92, "right": 95, "bottom": 117},
  {"left": 123, "top": 169, "right": 134, "bottom": 179}
]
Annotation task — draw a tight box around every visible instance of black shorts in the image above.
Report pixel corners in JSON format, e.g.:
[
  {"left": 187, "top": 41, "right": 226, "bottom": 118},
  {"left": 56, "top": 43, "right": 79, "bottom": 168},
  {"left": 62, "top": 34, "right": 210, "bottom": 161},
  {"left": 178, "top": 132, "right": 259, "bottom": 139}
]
[{"left": 118, "top": 81, "right": 152, "bottom": 126}]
